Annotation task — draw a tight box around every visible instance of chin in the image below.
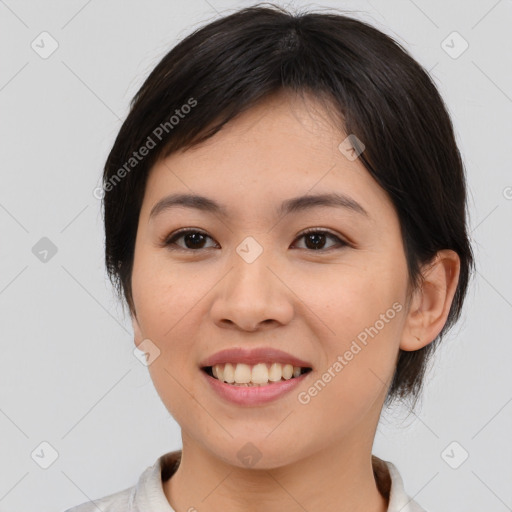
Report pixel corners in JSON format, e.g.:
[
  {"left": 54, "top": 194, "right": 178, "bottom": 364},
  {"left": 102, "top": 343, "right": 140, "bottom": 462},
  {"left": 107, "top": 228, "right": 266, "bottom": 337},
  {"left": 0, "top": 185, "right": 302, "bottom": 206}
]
[{"left": 206, "top": 436, "right": 306, "bottom": 470}]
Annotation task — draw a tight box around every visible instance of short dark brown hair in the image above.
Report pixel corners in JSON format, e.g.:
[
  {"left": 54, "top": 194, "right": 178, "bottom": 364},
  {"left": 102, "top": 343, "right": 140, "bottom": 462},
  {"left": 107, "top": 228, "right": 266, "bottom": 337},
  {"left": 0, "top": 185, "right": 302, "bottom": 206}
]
[{"left": 101, "top": 3, "right": 474, "bottom": 411}]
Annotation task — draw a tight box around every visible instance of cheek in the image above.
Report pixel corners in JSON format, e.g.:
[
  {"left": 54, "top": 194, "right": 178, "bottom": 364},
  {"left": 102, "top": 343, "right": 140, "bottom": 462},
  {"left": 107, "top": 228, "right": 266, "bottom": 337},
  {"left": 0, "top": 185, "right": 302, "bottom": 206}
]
[
  {"left": 132, "top": 248, "right": 193, "bottom": 334},
  {"left": 131, "top": 247, "right": 215, "bottom": 372},
  {"left": 300, "top": 309, "right": 404, "bottom": 434},
  {"left": 298, "top": 254, "right": 406, "bottom": 335},
  {"left": 304, "top": 260, "right": 407, "bottom": 405}
]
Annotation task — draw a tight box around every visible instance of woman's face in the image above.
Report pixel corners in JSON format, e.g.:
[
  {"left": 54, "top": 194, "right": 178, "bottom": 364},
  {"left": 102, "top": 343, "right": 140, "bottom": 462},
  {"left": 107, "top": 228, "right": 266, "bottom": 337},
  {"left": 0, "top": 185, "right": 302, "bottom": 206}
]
[{"left": 130, "top": 92, "right": 412, "bottom": 468}]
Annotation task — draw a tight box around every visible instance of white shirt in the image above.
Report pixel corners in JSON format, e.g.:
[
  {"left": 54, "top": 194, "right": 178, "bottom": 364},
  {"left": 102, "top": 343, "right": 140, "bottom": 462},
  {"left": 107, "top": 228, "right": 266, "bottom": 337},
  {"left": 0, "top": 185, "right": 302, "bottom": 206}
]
[{"left": 64, "top": 450, "right": 428, "bottom": 512}]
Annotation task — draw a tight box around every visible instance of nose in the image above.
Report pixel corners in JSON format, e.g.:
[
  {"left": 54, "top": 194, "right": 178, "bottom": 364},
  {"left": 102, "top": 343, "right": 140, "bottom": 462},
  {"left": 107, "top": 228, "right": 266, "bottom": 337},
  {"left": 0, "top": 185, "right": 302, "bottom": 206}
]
[{"left": 209, "top": 246, "right": 294, "bottom": 332}]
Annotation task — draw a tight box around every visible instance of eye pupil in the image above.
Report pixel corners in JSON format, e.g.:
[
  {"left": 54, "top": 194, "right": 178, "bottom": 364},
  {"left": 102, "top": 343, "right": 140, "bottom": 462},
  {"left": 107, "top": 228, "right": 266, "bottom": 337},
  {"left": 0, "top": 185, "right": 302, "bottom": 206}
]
[
  {"left": 305, "top": 232, "right": 326, "bottom": 250},
  {"left": 185, "top": 232, "right": 206, "bottom": 248}
]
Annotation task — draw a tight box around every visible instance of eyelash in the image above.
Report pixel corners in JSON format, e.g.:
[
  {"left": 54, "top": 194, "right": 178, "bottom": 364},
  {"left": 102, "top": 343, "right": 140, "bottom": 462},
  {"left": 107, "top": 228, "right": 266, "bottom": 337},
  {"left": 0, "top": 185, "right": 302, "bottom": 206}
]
[{"left": 162, "top": 227, "right": 349, "bottom": 253}]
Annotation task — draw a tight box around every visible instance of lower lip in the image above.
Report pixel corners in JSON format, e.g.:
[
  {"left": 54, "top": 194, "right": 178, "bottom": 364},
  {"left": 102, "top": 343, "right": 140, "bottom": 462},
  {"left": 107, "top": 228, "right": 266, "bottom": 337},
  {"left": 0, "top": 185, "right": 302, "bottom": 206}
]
[{"left": 201, "top": 369, "right": 311, "bottom": 406}]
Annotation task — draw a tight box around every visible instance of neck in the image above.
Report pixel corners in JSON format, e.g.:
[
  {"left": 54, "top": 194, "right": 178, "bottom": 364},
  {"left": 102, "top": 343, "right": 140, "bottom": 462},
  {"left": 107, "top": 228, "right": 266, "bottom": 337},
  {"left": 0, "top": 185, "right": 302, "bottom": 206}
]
[{"left": 163, "top": 437, "right": 389, "bottom": 512}]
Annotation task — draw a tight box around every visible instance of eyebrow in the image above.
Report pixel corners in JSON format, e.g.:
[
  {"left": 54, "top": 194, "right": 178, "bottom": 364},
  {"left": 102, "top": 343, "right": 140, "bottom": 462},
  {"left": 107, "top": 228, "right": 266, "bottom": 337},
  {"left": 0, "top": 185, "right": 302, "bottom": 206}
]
[{"left": 149, "top": 192, "right": 369, "bottom": 220}]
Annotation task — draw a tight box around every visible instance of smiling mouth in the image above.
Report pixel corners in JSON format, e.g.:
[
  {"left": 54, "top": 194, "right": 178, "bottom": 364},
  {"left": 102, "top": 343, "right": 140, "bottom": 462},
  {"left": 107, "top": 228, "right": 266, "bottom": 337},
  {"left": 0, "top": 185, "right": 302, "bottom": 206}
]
[{"left": 202, "top": 363, "right": 313, "bottom": 386}]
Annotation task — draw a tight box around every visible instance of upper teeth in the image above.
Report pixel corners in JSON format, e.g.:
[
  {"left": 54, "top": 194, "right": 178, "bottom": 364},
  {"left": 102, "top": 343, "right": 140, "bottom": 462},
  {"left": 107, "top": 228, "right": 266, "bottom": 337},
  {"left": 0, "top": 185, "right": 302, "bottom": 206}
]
[{"left": 211, "top": 362, "right": 305, "bottom": 384}]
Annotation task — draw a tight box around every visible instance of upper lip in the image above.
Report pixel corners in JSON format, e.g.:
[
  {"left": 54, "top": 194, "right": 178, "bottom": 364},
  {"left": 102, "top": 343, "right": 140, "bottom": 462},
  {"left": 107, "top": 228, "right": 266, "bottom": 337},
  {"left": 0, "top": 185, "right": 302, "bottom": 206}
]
[{"left": 199, "top": 347, "right": 313, "bottom": 369}]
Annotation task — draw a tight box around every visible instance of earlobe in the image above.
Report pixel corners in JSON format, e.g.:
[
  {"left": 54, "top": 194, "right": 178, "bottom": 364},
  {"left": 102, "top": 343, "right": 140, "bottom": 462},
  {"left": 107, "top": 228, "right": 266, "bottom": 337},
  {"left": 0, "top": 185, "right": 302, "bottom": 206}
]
[
  {"left": 131, "top": 312, "right": 144, "bottom": 348},
  {"left": 400, "top": 250, "right": 460, "bottom": 352}
]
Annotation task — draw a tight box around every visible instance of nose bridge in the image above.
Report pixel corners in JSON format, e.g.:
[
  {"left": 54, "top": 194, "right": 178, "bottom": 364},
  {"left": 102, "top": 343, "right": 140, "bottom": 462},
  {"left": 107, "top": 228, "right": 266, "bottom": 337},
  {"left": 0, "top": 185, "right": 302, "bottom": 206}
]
[
  {"left": 229, "top": 235, "right": 276, "bottom": 306},
  {"left": 210, "top": 235, "right": 293, "bottom": 330}
]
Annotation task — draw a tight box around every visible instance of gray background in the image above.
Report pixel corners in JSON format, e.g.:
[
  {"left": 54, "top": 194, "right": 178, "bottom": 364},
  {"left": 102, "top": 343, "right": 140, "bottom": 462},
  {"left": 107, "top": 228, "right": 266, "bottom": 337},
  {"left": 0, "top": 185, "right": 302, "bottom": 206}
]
[{"left": 0, "top": 0, "right": 511, "bottom": 511}]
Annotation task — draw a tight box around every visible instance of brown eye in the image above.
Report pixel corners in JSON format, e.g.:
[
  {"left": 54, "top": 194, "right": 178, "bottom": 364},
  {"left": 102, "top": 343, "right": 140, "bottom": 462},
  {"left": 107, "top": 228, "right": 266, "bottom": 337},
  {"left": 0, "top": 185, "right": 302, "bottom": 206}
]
[
  {"left": 164, "top": 229, "right": 217, "bottom": 251},
  {"left": 163, "top": 228, "right": 348, "bottom": 253},
  {"left": 293, "top": 229, "right": 347, "bottom": 251}
]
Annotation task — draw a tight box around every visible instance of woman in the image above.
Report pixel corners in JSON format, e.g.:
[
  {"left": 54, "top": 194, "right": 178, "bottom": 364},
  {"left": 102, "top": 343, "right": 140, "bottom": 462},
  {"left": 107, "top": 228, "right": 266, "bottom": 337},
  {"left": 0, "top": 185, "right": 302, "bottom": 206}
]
[{"left": 65, "top": 4, "right": 473, "bottom": 511}]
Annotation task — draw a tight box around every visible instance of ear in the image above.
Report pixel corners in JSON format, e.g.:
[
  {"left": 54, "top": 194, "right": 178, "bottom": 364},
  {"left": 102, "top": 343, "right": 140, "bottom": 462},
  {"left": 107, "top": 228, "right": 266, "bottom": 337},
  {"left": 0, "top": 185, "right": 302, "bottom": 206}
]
[
  {"left": 400, "top": 249, "right": 461, "bottom": 351},
  {"left": 131, "top": 311, "right": 145, "bottom": 349}
]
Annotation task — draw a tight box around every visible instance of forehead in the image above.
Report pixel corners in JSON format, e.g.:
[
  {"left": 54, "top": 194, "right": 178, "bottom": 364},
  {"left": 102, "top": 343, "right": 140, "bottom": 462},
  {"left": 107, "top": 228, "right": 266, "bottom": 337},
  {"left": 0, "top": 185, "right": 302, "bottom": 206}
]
[{"left": 140, "top": 92, "right": 391, "bottom": 223}]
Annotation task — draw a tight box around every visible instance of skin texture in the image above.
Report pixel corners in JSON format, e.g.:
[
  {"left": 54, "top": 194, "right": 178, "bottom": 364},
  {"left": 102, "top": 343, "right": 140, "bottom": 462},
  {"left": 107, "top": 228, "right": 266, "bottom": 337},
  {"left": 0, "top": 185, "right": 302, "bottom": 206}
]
[{"left": 130, "top": 90, "right": 460, "bottom": 512}]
